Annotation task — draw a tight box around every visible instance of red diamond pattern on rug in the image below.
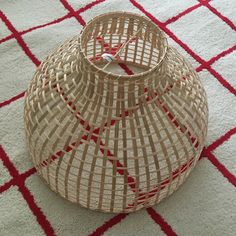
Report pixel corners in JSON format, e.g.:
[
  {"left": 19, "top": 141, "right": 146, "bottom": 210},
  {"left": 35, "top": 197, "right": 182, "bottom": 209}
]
[
  {"left": 0, "top": 0, "right": 235, "bottom": 235},
  {"left": 211, "top": 49, "right": 236, "bottom": 89},
  {"left": 167, "top": 6, "right": 236, "bottom": 60}
]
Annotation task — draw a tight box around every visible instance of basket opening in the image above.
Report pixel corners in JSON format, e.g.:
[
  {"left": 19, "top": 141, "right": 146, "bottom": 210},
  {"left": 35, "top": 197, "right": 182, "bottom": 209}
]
[{"left": 79, "top": 12, "right": 167, "bottom": 79}]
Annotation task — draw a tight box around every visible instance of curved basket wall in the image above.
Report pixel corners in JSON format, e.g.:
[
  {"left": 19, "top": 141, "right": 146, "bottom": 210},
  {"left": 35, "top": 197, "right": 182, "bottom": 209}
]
[{"left": 24, "top": 12, "right": 208, "bottom": 213}]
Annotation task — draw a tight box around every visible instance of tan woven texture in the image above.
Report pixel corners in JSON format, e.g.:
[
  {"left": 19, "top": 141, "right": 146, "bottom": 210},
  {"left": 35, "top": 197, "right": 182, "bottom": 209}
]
[{"left": 24, "top": 12, "right": 208, "bottom": 213}]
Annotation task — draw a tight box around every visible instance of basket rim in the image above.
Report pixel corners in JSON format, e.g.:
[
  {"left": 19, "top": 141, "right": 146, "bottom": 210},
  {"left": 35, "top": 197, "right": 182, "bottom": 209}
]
[{"left": 78, "top": 11, "right": 168, "bottom": 80}]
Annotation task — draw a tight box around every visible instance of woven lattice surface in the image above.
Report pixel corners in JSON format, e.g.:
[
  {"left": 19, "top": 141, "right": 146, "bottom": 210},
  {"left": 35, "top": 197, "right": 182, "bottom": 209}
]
[
  {"left": 0, "top": 0, "right": 236, "bottom": 235},
  {"left": 24, "top": 12, "right": 208, "bottom": 213}
]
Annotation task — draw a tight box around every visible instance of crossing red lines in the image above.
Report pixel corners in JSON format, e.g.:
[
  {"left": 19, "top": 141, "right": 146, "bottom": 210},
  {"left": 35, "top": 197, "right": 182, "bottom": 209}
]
[
  {"left": 129, "top": 0, "right": 236, "bottom": 97},
  {"left": 0, "top": 11, "right": 40, "bottom": 66},
  {"left": 0, "top": 146, "right": 55, "bottom": 236},
  {"left": 0, "top": 0, "right": 236, "bottom": 235}
]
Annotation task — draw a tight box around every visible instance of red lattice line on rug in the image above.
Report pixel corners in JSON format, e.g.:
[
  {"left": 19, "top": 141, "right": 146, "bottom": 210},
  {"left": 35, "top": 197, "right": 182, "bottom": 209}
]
[
  {"left": 88, "top": 213, "right": 129, "bottom": 236},
  {"left": 147, "top": 207, "right": 177, "bottom": 236},
  {"left": 0, "top": 91, "right": 25, "bottom": 109},
  {"left": 0, "top": 146, "right": 56, "bottom": 236},
  {"left": 196, "top": 44, "right": 236, "bottom": 72},
  {"left": 198, "top": 0, "right": 236, "bottom": 31},
  {"left": 0, "top": 13, "right": 70, "bottom": 45},
  {"left": 206, "top": 151, "right": 236, "bottom": 187},
  {"left": 0, "top": 0, "right": 105, "bottom": 45},
  {"left": 60, "top": 0, "right": 86, "bottom": 26},
  {"left": 201, "top": 127, "right": 236, "bottom": 187},
  {"left": 0, "top": 11, "right": 40, "bottom": 66},
  {"left": 164, "top": 2, "right": 202, "bottom": 25},
  {"left": 0, "top": 0, "right": 235, "bottom": 235},
  {"left": 129, "top": 0, "right": 236, "bottom": 97}
]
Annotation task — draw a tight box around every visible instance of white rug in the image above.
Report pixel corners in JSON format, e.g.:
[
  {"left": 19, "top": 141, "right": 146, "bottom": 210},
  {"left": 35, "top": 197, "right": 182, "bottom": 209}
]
[{"left": 0, "top": 0, "right": 236, "bottom": 235}]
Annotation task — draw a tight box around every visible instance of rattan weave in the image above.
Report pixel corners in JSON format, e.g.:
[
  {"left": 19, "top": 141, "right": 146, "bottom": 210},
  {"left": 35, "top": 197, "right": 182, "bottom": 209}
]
[{"left": 24, "top": 12, "right": 208, "bottom": 213}]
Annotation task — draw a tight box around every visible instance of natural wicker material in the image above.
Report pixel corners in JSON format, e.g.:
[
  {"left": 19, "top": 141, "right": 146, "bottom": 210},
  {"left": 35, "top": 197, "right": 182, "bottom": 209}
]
[{"left": 24, "top": 12, "right": 208, "bottom": 213}]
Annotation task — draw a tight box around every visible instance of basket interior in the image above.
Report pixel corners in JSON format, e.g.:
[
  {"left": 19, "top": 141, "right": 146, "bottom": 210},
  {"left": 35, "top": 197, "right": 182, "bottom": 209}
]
[{"left": 80, "top": 13, "right": 167, "bottom": 75}]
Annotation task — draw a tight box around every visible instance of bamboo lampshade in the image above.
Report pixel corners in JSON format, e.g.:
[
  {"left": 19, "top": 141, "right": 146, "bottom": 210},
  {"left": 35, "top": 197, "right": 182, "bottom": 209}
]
[{"left": 24, "top": 12, "right": 208, "bottom": 213}]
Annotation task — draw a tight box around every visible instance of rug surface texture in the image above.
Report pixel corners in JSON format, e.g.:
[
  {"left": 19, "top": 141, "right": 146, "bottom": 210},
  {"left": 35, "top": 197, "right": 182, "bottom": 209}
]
[{"left": 0, "top": 0, "right": 236, "bottom": 235}]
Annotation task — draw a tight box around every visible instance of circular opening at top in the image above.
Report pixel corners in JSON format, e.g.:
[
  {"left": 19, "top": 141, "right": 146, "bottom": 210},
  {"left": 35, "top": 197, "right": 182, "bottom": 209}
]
[{"left": 79, "top": 12, "right": 168, "bottom": 80}]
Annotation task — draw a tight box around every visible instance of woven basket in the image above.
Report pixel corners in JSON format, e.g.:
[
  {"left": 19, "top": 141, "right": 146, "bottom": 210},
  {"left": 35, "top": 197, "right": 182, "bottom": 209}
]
[{"left": 24, "top": 12, "right": 208, "bottom": 213}]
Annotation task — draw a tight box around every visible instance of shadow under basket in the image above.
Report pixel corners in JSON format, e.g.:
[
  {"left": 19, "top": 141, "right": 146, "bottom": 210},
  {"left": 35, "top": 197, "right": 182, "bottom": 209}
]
[{"left": 24, "top": 12, "right": 208, "bottom": 213}]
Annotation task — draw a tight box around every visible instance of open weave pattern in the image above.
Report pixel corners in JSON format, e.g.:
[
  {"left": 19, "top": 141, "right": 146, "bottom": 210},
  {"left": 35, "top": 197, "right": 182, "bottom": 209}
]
[
  {"left": 0, "top": 0, "right": 236, "bottom": 235},
  {"left": 24, "top": 12, "right": 208, "bottom": 213}
]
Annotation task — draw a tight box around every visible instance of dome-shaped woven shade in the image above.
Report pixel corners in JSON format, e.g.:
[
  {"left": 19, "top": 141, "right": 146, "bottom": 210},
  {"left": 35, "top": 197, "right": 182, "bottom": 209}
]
[{"left": 24, "top": 12, "right": 208, "bottom": 213}]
